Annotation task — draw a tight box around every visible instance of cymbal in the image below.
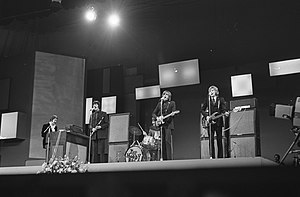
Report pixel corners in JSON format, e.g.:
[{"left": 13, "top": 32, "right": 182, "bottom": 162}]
[{"left": 129, "top": 126, "right": 142, "bottom": 136}]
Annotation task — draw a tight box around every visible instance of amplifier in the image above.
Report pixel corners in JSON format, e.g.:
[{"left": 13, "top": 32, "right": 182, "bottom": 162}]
[
  {"left": 230, "top": 98, "right": 257, "bottom": 110},
  {"left": 293, "top": 97, "right": 300, "bottom": 127},
  {"left": 65, "top": 124, "right": 84, "bottom": 134}
]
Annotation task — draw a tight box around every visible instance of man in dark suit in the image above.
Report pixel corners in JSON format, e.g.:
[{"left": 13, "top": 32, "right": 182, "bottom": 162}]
[
  {"left": 152, "top": 90, "right": 177, "bottom": 160},
  {"left": 201, "top": 86, "right": 228, "bottom": 159},
  {"left": 41, "top": 115, "right": 58, "bottom": 149},
  {"left": 89, "top": 100, "right": 109, "bottom": 163}
]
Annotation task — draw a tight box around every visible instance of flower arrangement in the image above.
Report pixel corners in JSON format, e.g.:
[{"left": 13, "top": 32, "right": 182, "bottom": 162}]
[{"left": 38, "top": 155, "right": 88, "bottom": 174}]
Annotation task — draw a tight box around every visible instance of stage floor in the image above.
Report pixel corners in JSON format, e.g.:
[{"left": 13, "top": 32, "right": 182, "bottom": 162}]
[
  {"left": 1, "top": 157, "right": 299, "bottom": 197},
  {"left": 0, "top": 157, "right": 276, "bottom": 175}
]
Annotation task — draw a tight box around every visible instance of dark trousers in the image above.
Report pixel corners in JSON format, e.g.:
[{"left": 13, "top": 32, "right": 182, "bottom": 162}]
[
  {"left": 91, "top": 138, "right": 108, "bottom": 163},
  {"left": 208, "top": 124, "right": 223, "bottom": 158},
  {"left": 161, "top": 128, "right": 173, "bottom": 160}
]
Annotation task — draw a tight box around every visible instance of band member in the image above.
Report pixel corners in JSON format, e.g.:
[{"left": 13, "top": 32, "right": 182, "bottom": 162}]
[
  {"left": 41, "top": 115, "right": 58, "bottom": 149},
  {"left": 200, "top": 86, "right": 229, "bottom": 158},
  {"left": 152, "top": 90, "right": 176, "bottom": 160},
  {"left": 89, "top": 100, "right": 109, "bottom": 163}
]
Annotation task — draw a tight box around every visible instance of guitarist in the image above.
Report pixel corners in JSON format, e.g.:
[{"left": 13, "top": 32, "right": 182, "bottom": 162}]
[
  {"left": 89, "top": 100, "right": 109, "bottom": 163},
  {"left": 201, "top": 86, "right": 229, "bottom": 159},
  {"left": 152, "top": 90, "right": 176, "bottom": 160}
]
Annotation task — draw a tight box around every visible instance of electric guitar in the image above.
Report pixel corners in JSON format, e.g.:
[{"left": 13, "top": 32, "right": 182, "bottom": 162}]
[
  {"left": 202, "top": 106, "right": 245, "bottom": 129},
  {"left": 155, "top": 110, "right": 180, "bottom": 126}
]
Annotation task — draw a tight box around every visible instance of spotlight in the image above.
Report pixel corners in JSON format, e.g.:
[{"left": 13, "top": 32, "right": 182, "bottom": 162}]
[
  {"left": 107, "top": 13, "right": 120, "bottom": 28},
  {"left": 85, "top": 6, "right": 97, "bottom": 22}
]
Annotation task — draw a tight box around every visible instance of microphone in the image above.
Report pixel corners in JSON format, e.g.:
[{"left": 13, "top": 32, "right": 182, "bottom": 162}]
[
  {"left": 90, "top": 107, "right": 95, "bottom": 112},
  {"left": 160, "top": 95, "right": 166, "bottom": 100}
]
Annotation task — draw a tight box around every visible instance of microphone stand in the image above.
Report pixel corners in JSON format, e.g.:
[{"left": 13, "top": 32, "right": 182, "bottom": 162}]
[
  {"left": 88, "top": 115, "right": 104, "bottom": 164},
  {"left": 160, "top": 98, "right": 163, "bottom": 161},
  {"left": 208, "top": 95, "right": 213, "bottom": 159},
  {"left": 88, "top": 128, "right": 92, "bottom": 164}
]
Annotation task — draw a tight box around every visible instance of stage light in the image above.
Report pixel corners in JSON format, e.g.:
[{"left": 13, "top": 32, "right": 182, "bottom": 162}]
[
  {"left": 107, "top": 13, "right": 120, "bottom": 28},
  {"left": 50, "top": 0, "right": 63, "bottom": 11},
  {"left": 85, "top": 6, "right": 97, "bottom": 22}
]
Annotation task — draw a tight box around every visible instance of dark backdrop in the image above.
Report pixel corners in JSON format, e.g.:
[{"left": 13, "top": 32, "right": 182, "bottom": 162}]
[{"left": 1, "top": 0, "right": 300, "bottom": 166}]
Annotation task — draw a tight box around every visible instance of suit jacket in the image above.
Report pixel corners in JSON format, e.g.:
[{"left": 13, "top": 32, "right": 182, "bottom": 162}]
[
  {"left": 152, "top": 100, "right": 176, "bottom": 130},
  {"left": 41, "top": 123, "right": 58, "bottom": 148},
  {"left": 89, "top": 110, "right": 109, "bottom": 139},
  {"left": 200, "top": 96, "right": 227, "bottom": 127}
]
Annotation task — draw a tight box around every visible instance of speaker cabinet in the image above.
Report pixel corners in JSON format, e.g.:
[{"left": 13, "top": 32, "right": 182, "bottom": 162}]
[
  {"left": 230, "top": 109, "right": 257, "bottom": 135},
  {"left": 229, "top": 99, "right": 260, "bottom": 158},
  {"left": 108, "top": 113, "right": 130, "bottom": 163},
  {"left": 108, "top": 143, "right": 129, "bottom": 163},
  {"left": 230, "top": 135, "right": 261, "bottom": 157},
  {"left": 108, "top": 113, "right": 130, "bottom": 143}
]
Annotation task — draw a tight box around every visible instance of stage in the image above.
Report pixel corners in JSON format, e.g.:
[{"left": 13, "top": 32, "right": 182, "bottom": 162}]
[
  {"left": 0, "top": 157, "right": 276, "bottom": 175},
  {"left": 0, "top": 157, "right": 299, "bottom": 197}
]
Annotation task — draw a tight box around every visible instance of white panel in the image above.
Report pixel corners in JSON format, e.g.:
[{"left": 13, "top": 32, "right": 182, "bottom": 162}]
[
  {"left": 231, "top": 74, "right": 253, "bottom": 97},
  {"left": 0, "top": 112, "right": 18, "bottom": 139},
  {"left": 85, "top": 98, "right": 93, "bottom": 124},
  {"left": 159, "top": 59, "right": 200, "bottom": 88},
  {"left": 269, "top": 58, "right": 300, "bottom": 76},
  {"left": 108, "top": 113, "right": 130, "bottom": 143},
  {"left": 101, "top": 96, "right": 117, "bottom": 114},
  {"left": 135, "top": 85, "right": 161, "bottom": 100}
]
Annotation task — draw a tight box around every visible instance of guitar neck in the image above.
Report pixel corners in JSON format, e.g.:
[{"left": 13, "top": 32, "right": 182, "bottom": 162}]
[
  {"left": 212, "top": 110, "right": 232, "bottom": 120},
  {"left": 163, "top": 113, "right": 173, "bottom": 120},
  {"left": 162, "top": 110, "right": 179, "bottom": 120}
]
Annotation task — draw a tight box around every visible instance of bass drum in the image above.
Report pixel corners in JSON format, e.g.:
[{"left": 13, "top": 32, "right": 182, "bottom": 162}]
[{"left": 125, "top": 145, "right": 151, "bottom": 162}]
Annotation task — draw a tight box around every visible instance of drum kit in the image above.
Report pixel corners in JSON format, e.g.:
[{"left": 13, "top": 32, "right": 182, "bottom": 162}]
[{"left": 125, "top": 125, "right": 161, "bottom": 162}]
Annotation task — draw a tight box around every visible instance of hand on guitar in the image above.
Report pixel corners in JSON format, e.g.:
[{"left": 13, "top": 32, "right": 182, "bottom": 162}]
[
  {"left": 92, "top": 125, "right": 102, "bottom": 132},
  {"left": 155, "top": 116, "right": 164, "bottom": 126},
  {"left": 154, "top": 110, "right": 180, "bottom": 126}
]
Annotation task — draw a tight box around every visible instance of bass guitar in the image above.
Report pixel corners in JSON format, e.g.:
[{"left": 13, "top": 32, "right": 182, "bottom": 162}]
[
  {"left": 202, "top": 106, "right": 246, "bottom": 129},
  {"left": 155, "top": 110, "right": 180, "bottom": 126}
]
